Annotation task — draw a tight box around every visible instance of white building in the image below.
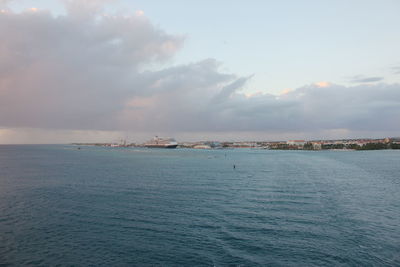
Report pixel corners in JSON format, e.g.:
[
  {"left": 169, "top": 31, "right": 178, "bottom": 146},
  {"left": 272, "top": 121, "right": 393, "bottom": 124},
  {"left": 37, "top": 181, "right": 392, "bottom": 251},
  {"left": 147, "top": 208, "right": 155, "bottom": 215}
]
[{"left": 287, "top": 140, "right": 306, "bottom": 146}]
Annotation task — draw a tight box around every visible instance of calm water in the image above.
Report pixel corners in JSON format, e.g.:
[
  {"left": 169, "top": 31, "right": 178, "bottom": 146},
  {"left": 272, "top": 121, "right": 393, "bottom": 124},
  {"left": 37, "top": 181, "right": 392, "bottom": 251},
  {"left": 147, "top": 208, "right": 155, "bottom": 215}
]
[{"left": 0, "top": 145, "right": 399, "bottom": 266}]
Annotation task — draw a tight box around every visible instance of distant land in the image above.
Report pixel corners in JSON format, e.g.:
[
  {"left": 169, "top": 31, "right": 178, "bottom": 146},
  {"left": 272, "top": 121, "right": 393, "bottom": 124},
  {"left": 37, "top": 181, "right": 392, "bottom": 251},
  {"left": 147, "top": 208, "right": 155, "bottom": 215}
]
[{"left": 72, "top": 137, "right": 400, "bottom": 151}]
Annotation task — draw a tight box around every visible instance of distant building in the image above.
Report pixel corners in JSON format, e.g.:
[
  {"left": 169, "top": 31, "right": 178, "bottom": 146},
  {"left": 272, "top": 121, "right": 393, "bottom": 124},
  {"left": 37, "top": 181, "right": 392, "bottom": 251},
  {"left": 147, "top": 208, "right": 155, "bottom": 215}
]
[
  {"left": 311, "top": 142, "right": 322, "bottom": 150},
  {"left": 384, "top": 137, "right": 400, "bottom": 144},
  {"left": 287, "top": 140, "right": 306, "bottom": 147}
]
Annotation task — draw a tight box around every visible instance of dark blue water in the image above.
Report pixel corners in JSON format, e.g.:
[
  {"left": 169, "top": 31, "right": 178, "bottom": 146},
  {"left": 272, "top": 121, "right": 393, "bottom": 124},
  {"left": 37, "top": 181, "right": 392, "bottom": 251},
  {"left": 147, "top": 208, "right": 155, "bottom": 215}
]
[{"left": 1, "top": 145, "right": 399, "bottom": 266}]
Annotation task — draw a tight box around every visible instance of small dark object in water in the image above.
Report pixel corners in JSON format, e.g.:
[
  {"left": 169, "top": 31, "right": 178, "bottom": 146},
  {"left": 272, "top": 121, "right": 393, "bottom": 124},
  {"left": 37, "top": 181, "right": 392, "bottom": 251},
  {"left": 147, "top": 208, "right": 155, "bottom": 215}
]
[
  {"left": 233, "top": 164, "right": 236, "bottom": 169},
  {"left": 77, "top": 147, "right": 81, "bottom": 150}
]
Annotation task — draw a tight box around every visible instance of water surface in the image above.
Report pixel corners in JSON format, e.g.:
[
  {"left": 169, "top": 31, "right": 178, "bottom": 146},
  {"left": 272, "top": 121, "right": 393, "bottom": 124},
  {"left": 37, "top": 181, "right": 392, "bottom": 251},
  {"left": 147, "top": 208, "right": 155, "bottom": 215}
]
[{"left": 1, "top": 145, "right": 399, "bottom": 266}]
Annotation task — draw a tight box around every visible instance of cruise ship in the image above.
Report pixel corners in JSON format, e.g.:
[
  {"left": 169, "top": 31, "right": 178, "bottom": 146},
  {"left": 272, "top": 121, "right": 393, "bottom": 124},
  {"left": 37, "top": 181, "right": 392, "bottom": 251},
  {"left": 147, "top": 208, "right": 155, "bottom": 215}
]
[{"left": 144, "top": 136, "right": 178, "bottom": 148}]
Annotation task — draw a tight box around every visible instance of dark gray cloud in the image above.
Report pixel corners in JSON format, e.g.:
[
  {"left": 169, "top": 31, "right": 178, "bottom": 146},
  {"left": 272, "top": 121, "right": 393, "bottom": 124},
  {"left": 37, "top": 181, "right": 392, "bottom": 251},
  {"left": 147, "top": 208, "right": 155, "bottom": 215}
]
[
  {"left": 350, "top": 75, "right": 384, "bottom": 83},
  {"left": 0, "top": 2, "right": 399, "bottom": 139}
]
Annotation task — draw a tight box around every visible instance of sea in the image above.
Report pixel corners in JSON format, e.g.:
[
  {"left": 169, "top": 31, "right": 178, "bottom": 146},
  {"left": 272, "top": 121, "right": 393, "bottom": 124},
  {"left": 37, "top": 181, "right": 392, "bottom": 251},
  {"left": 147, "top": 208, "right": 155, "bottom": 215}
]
[{"left": 0, "top": 145, "right": 399, "bottom": 266}]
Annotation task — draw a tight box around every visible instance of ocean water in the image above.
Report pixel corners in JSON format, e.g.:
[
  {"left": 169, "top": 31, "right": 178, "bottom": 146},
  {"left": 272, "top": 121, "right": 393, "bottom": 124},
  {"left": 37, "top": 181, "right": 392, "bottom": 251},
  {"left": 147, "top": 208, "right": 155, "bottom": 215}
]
[{"left": 0, "top": 145, "right": 399, "bottom": 266}]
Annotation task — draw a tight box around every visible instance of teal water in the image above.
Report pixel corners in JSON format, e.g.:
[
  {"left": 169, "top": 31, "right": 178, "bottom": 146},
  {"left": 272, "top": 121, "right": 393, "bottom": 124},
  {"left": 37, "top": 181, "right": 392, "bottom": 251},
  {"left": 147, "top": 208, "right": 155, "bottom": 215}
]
[{"left": 0, "top": 145, "right": 399, "bottom": 266}]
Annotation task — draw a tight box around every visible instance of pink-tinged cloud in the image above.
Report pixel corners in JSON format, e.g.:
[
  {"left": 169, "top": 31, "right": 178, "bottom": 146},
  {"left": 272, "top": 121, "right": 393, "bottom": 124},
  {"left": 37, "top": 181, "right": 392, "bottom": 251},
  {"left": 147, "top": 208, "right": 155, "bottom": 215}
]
[{"left": 314, "top": 81, "right": 330, "bottom": 88}]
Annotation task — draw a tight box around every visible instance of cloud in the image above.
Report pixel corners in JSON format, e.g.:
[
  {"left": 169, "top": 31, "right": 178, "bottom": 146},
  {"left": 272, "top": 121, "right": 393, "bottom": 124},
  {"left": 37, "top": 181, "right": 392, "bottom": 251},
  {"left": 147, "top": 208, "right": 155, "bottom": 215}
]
[
  {"left": 0, "top": 1, "right": 399, "bottom": 143},
  {"left": 314, "top": 81, "right": 331, "bottom": 88},
  {"left": 118, "top": 78, "right": 400, "bottom": 134},
  {"left": 0, "top": 1, "right": 184, "bottom": 130},
  {"left": 392, "top": 66, "right": 400, "bottom": 74},
  {"left": 349, "top": 75, "right": 384, "bottom": 83},
  {"left": 135, "top": 10, "right": 144, "bottom": 16},
  {"left": 212, "top": 75, "right": 252, "bottom": 104},
  {"left": 0, "top": 0, "right": 11, "bottom": 7}
]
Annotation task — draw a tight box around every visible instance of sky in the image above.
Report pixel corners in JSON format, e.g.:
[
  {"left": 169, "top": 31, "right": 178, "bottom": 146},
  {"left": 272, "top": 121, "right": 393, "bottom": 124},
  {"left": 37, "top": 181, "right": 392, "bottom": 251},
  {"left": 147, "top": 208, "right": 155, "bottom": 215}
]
[{"left": 0, "top": 0, "right": 399, "bottom": 143}]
